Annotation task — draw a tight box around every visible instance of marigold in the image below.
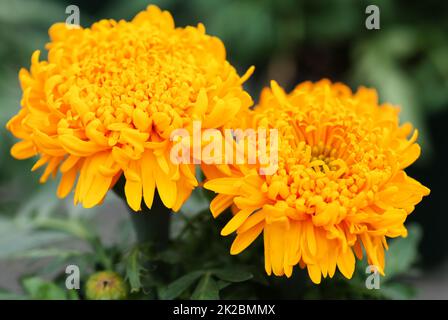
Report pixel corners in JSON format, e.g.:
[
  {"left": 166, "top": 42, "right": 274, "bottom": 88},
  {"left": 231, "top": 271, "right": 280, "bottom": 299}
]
[
  {"left": 204, "top": 79, "right": 430, "bottom": 284},
  {"left": 6, "top": 5, "right": 253, "bottom": 211}
]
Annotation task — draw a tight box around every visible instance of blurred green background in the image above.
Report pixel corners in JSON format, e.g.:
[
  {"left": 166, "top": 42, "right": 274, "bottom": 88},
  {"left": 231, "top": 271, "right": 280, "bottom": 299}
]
[{"left": 0, "top": 0, "right": 446, "bottom": 299}]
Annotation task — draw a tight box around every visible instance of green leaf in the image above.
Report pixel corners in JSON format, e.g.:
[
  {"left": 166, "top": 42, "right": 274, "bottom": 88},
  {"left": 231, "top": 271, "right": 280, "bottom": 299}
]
[
  {"left": 0, "top": 0, "right": 64, "bottom": 25},
  {"left": 352, "top": 37, "right": 432, "bottom": 158},
  {"left": 10, "top": 248, "right": 82, "bottom": 259},
  {"left": 35, "top": 217, "right": 94, "bottom": 242},
  {"left": 212, "top": 269, "right": 253, "bottom": 283},
  {"left": 125, "top": 246, "right": 147, "bottom": 293},
  {"left": 66, "top": 290, "right": 80, "bottom": 300},
  {"left": 216, "top": 280, "right": 231, "bottom": 290},
  {"left": 380, "top": 283, "right": 416, "bottom": 300},
  {"left": 156, "top": 249, "right": 181, "bottom": 264},
  {"left": 0, "top": 217, "right": 68, "bottom": 259},
  {"left": 0, "top": 288, "right": 27, "bottom": 300},
  {"left": 191, "top": 273, "right": 220, "bottom": 300},
  {"left": 384, "top": 224, "right": 422, "bottom": 280},
  {"left": 22, "top": 277, "right": 67, "bottom": 300},
  {"left": 159, "top": 271, "right": 204, "bottom": 300}
]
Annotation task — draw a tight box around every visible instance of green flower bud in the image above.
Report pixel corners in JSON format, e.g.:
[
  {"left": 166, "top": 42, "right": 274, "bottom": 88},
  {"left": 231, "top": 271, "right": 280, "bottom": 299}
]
[{"left": 85, "top": 271, "right": 128, "bottom": 300}]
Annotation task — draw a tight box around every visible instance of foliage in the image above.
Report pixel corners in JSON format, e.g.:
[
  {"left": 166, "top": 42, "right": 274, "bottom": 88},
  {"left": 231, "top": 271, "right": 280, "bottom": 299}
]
[{"left": 0, "top": 182, "right": 424, "bottom": 299}]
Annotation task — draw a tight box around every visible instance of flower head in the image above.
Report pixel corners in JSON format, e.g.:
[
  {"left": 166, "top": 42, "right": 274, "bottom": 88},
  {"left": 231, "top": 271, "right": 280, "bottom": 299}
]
[
  {"left": 6, "top": 5, "right": 253, "bottom": 211},
  {"left": 204, "top": 80, "right": 430, "bottom": 284}
]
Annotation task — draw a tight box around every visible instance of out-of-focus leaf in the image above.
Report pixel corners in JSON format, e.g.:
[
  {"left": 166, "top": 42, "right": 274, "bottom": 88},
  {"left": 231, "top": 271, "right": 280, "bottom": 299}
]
[
  {"left": 430, "top": 45, "right": 448, "bottom": 76},
  {"left": 413, "top": 64, "right": 443, "bottom": 107},
  {"left": 384, "top": 224, "right": 422, "bottom": 281},
  {"left": 306, "top": 0, "right": 361, "bottom": 41},
  {"left": 380, "top": 282, "right": 416, "bottom": 300},
  {"left": 191, "top": 273, "right": 219, "bottom": 300},
  {"left": 0, "top": 288, "right": 27, "bottom": 300},
  {"left": 369, "top": 27, "right": 419, "bottom": 59},
  {"left": 247, "top": 268, "right": 269, "bottom": 286},
  {"left": 116, "top": 214, "right": 134, "bottom": 250},
  {"left": 125, "top": 246, "right": 147, "bottom": 293},
  {"left": 10, "top": 248, "right": 82, "bottom": 259},
  {"left": 212, "top": 269, "right": 253, "bottom": 283},
  {"left": 0, "top": 69, "right": 21, "bottom": 123},
  {"left": 22, "top": 277, "right": 67, "bottom": 300},
  {"left": 205, "top": 2, "right": 274, "bottom": 65},
  {"left": 159, "top": 271, "right": 204, "bottom": 300},
  {"left": 0, "top": 217, "right": 68, "bottom": 258},
  {"left": 15, "top": 183, "right": 60, "bottom": 220},
  {"left": 216, "top": 280, "right": 231, "bottom": 290},
  {"left": 352, "top": 41, "right": 432, "bottom": 158},
  {"left": 0, "top": 0, "right": 64, "bottom": 25},
  {"left": 67, "top": 290, "right": 80, "bottom": 300},
  {"left": 35, "top": 217, "right": 95, "bottom": 242},
  {"left": 156, "top": 248, "right": 181, "bottom": 264}
]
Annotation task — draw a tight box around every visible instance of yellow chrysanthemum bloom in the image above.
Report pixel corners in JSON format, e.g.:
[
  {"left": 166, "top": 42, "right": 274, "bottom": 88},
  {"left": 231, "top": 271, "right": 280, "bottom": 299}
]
[
  {"left": 6, "top": 5, "right": 253, "bottom": 211},
  {"left": 204, "top": 79, "right": 430, "bottom": 284}
]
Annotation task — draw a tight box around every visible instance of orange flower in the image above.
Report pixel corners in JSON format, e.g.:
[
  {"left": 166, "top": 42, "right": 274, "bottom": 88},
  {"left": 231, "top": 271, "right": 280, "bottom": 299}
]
[
  {"left": 204, "top": 80, "right": 430, "bottom": 284},
  {"left": 6, "top": 5, "right": 253, "bottom": 211}
]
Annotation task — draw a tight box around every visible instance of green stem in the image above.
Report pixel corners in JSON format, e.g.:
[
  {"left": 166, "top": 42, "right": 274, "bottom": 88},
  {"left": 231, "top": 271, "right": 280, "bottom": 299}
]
[
  {"left": 112, "top": 176, "right": 171, "bottom": 249},
  {"left": 91, "top": 236, "right": 113, "bottom": 270}
]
